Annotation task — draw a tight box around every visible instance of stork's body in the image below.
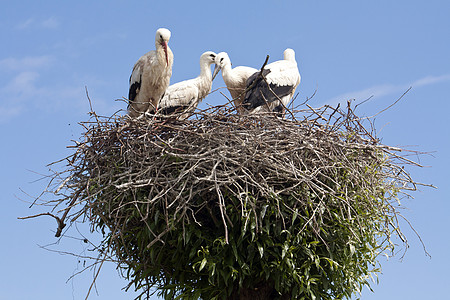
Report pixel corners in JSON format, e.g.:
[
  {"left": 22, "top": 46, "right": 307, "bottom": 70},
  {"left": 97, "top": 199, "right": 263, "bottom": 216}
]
[
  {"left": 213, "top": 52, "right": 257, "bottom": 114},
  {"left": 128, "top": 28, "right": 173, "bottom": 118},
  {"left": 157, "top": 51, "right": 217, "bottom": 119},
  {"left": 243, "top": 48, "right": 300, "bottom": 115}
]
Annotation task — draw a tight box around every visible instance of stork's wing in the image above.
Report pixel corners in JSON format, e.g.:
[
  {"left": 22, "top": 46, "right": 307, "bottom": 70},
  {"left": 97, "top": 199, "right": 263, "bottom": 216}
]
[
  {"left": 265, "top": 60, "right": 300, "bottom": 86},
  {"left": 233, "top": 66, "right": 259, "bottom": 79},
  {"left": 158, "top": 80, "right": 200, "bottom": 114},
  {"left": 128, "top": 58, "right": 144, "bottom": 105},
  {"left": 243, "top": 61, "right": 300, "bottom": 111}
]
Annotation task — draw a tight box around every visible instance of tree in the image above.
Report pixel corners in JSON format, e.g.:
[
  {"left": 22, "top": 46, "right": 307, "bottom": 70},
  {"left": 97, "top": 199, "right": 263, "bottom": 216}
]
[{"left": 23, "top": 101, "right": 426, "bottom": 300}]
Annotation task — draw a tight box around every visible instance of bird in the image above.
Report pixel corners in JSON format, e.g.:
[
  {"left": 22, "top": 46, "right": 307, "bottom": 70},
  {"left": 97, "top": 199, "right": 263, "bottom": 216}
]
[
  {"left": 127, "top": 28, "right": 174, "bottom": 118},
  {"left": 156, "top": 51, "right": 217, "bottom": 119},
  {"left": 242, "top": 48, "right": 300, "bottom": 116},
  {"left": 212, "top": 52, "right": 258, "bottom": 114}
]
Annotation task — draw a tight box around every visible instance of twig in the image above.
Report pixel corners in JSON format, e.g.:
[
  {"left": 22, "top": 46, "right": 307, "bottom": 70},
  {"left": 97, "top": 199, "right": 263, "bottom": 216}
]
[
  {"left": 18, "top": 213, "right": 65, "bottom": 235},
  {"left": 24, "top": 98, "right": 430, "bottom": 296},
  {"left": 369, "top": 87, "right": 412, "bottom": 119}
]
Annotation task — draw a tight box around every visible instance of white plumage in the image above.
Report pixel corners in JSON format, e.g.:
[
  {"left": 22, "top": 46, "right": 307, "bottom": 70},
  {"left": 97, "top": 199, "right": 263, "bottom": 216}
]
[
  {"left": 242, "top": 48, "right": 301, "bottom": 115},
  {"left": 213, "top": 52, "right": 257, "bottom": 114},
  {"left": 157, "top": 51, "right": 217, "bottom": 119},
  {"left": 128, "top": 28, "right": 174, "bottom": 118}
]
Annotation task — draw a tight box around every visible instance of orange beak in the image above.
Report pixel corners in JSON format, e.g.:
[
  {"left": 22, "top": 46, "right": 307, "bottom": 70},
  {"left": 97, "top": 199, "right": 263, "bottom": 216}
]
[{"left": 161, "top": 41, "right": 169, "bottom": 66}]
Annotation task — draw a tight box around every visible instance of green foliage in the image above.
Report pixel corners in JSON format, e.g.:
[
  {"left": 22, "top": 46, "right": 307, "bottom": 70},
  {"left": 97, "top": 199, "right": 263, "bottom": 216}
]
[
  {"left": 52, "top": 105, "right": 418, "bottom": 299},
  {"left": 104, "top": 174, "right": 390, "bottom": 300}
]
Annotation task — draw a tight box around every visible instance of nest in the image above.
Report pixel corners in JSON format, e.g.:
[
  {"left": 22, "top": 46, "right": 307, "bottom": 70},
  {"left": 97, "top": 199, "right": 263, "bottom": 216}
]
[{"left": 27, "top": 102, "right": 424, "bottom": 299}]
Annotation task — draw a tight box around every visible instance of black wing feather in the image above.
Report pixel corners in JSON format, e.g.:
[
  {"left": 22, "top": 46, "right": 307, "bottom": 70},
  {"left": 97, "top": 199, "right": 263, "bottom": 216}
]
[
  {"left": 243, "top": 69, "right": 294, "bottom": 111},
  {"left": 128, "top": 74, "right": 141, "bottom": 104},
  {"left": 160, "top": 105, "right": 191, "bottom": 115}
]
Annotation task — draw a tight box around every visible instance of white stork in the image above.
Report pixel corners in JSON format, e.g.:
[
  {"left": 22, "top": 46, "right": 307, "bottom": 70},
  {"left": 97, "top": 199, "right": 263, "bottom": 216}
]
[
  {"left": 127, "top": 28, "right": 174, "bottom": 118},
  {"left": 212, "top": 52, "right": 257, "bottom": 114},
  {"left": 156, "top": 51, "right": 217, "bottom": 119},
  {"left": 242, "top": 48, "right": 300, "bottom": 116}
]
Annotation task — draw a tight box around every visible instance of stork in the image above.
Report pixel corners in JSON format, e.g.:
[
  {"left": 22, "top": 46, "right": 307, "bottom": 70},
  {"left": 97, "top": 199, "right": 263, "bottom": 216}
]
[
  {"left": 212, "top": 52, "right": 257, "bottom": 114},
  {"left": 242, "top": 48, "right": 300, "bottom": 116},
  {"left": 156, "top": 51, "right": 217, "bottom": 119},
  {"left": 127, "top": 28, "right": 174, "bottom": 118}
]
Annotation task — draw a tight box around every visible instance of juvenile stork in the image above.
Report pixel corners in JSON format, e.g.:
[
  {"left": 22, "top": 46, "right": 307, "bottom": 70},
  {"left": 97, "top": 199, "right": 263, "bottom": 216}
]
[
  {"left": 156, "top": 51, "right": 217, "bottom": 119},
  {"left": 212, "top": 52, "right": 257, "bottom": 114},
  {"left": 242, "top": 48, "right": 300, "bottom": 116},
  {"left": 127, "top": 28, "right": 174, "bottom": 118}
]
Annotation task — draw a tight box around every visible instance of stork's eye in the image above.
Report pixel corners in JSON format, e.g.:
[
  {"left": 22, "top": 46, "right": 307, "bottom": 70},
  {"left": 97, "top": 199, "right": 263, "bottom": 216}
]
[{"left": 220, "top": 58, "right": 224, "bottom": 62}]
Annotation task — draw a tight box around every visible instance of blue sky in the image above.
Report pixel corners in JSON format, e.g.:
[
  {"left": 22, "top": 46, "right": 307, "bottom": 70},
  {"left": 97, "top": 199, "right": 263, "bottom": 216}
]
[{"left": 1, "top": 1, "right": 449, "bottom": 299}]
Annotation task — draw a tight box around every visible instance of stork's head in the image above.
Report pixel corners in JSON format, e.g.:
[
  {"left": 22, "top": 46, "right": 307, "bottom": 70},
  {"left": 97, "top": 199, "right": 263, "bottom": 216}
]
[
  {"left": 212, "top": 52, "right": 231, "bottom": 80},
  {"left": 214, "top": 52, "right": 231, "bottom": 70},
  {"left": 200, "top": 51, "right": 217, "bottom": 64},
  {"left": 155, "top": 28, "right": 171, "bottom": 66},
  {"left": 283, "top": 48, "right": 296, "bottom": 62},
  {"left": 199, "top": 51, "right": 218, "bottom": 79}
]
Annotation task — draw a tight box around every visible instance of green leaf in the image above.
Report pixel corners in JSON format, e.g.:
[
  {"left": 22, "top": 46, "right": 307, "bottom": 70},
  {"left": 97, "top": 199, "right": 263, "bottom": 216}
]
[
  {"left": 199, "top": 258, "right": 207, "bottom": 272},
  {"left": 257, "top": 242, "right": 264, "bottom": 258},
  {"left": 349, "top": 244, "right": 356, "bottom": 256}
]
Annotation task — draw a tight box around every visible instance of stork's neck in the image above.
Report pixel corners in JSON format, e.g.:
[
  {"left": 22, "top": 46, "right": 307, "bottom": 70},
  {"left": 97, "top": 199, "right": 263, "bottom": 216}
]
[
  {"left": 199, "top": 62, "right": 213, "bottom": 79},
  {"left": 284, "top": 53, "right": 296, "bottom": 63},
  {"left": 156, "top": 44, "right": 173, "bottom": 69},
  {"left": 195, "top": 62, "right": 213, "bottom": 99},
  {"left": 221, "top": 64, "right": 242, "bottom": 87},
  {"left": 221, "top": 63, "right": 233, "bottom": 79}
]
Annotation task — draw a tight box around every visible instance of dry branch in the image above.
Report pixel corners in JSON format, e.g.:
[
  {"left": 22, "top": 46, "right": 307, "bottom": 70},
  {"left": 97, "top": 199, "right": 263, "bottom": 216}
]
[{"left": 21, "top": 101, "right": 428, "bottom": 299}]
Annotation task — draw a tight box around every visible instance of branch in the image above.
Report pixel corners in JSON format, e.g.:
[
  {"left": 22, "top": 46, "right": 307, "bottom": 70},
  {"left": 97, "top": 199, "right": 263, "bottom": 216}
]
[{"left": 18, "top": 213, "right": 66, "bottom": 236}]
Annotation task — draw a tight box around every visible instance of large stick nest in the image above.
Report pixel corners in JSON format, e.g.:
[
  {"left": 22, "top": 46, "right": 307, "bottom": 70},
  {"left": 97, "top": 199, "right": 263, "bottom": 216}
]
[{"left": 30, "top": 102, "right": 425, "bottom": 299}]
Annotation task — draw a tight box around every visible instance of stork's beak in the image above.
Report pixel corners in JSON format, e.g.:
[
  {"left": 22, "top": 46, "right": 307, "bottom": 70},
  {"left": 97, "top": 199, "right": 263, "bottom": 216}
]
[
  {"left": 212, "top": 64, "right": 221, "bottom": 80},
  {"left": 162, "top": 41, "right": 169, "bottom": 66}
]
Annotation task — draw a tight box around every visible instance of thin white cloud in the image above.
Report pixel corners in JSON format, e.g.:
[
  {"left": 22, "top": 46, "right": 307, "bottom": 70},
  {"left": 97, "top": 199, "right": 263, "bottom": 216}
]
[
  {"left": 16, "top": 18, "right": 34, "bottom": 30},
  {"left": 0, "top": 55, "right": 55, "bottom": 71},
  {"left": 0, "top": 106, "right": 23, "bottom": 122},
  {"left": 325, "top": 74, "right": 450, "bottom": 106},
  {"left": 0, "top": 54, "right": 86, "bottom": 123},
  {"left": 41, "top": 17, "right": 60, "bottom": 29},
  {"left": 0, "top": 70, "right": 87, "bottom": 123},
  {"left": 411, "top": 74, "right": 450, "bottom": 88},
  {"left": 16, "top": 17, "right": 60, "bottom": 30},
  {"left": 8, "top": 71, "right": 40, "bottom": 88},
  {"left": 0, "top": 52, "right": 122, "bottom": 123},
  {"left": 0, "top": 72, "right": 33, "bottom": 122}
]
